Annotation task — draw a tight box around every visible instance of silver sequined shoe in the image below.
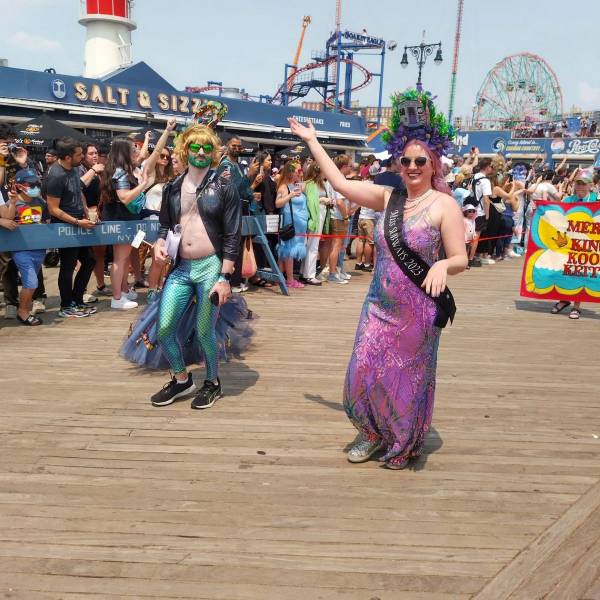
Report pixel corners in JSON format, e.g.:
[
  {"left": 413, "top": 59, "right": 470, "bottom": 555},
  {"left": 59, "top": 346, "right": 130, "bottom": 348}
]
[{"left": 347, "top": 434, "right": 383, "bottom": 464}]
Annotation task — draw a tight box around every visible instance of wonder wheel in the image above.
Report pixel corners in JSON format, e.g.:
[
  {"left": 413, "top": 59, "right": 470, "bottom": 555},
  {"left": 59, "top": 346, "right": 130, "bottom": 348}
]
[{"left": 472, "top": 53, "right": 563, "bottom": 128}]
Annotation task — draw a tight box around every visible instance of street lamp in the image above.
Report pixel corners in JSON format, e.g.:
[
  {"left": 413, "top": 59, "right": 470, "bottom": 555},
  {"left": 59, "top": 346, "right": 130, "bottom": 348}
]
[{"left": 400, "top": 41, "right": 442, "bottom": 91}]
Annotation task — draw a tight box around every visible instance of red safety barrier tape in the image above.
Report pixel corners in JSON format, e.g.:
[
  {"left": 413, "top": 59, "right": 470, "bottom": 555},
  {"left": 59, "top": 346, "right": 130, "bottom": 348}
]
[{"left": 290, "top": 232, "right": 515, "bottom": 242}]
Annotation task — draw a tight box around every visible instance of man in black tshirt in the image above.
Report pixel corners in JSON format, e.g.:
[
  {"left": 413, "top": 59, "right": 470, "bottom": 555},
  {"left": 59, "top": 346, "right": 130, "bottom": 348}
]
[{"left": 45, "top": 137, "right": 97, "bottom": 318}]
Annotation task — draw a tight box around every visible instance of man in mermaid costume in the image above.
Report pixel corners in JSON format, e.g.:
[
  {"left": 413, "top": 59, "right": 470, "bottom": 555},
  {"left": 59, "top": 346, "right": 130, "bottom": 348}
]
[{"left": 121, "top": 109, "right": 253, "bottom": 410}]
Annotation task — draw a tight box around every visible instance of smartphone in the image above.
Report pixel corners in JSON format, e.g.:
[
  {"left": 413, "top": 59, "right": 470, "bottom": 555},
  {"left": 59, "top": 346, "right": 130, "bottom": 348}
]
[{"left": 210, "top": 291, "right": 220, "bottom": 306}]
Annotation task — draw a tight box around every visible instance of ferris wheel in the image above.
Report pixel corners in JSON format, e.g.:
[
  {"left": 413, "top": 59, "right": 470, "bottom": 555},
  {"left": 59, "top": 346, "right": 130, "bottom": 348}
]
[{"left": 472, "top": 53, "right": 563, "bottom": 128}]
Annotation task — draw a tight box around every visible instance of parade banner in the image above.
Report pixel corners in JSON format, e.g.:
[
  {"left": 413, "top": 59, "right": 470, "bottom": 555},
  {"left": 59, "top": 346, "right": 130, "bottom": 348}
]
[{"left": 520, "top": 201, "right": 600, "bottom": 303}]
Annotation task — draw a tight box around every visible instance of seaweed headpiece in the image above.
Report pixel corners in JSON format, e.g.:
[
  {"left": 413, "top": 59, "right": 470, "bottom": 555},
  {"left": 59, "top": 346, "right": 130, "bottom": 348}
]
[{"left": 383, "top": 89, "right": 455, "bottom": 158}]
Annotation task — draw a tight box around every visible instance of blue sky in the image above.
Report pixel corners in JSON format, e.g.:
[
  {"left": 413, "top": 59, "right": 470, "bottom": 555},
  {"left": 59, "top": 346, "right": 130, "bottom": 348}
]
[{"left": 3, "top": 0, "right": 600, "bottom": 120}]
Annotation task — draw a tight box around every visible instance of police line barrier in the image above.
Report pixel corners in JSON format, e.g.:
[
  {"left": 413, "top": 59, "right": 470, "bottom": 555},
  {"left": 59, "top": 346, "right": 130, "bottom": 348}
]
[
  {"left": 0, "top": 216, "right": 289, "bottom": 295},
  {"left": 0, "top": 216, "right": 271, "bottom": 253}
]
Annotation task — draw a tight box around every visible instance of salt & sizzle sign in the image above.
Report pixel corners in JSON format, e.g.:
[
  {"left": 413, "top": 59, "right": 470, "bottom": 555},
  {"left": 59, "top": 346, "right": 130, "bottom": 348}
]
[{"left": 520, "top": 201, "right": 600, "bottom": 303}]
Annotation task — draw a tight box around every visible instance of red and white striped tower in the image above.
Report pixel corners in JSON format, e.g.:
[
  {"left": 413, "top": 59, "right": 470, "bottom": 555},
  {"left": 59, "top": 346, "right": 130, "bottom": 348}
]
[{"left": 79, "top": 0, "right": 137, "bottom": 78}]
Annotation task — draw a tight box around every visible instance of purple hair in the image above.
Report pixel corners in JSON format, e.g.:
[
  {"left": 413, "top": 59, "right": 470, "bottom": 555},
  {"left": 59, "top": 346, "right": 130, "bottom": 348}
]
[{"left": 400, "top": 140, "right": 451, "bottom": 195}]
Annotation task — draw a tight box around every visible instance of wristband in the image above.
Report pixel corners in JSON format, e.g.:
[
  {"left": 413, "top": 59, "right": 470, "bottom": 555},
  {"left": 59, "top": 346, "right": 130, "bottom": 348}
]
[{"left": 218, "top": 273, "right": 232, "bottom": 283}]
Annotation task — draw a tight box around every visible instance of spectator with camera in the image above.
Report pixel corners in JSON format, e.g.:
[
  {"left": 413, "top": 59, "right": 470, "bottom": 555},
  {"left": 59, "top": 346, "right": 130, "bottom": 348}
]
[{"left": 0, "top": 126, "right": 47, "bottom": 317}]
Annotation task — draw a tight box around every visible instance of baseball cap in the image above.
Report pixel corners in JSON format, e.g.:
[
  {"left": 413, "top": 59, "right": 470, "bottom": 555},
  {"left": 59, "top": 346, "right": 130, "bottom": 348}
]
[
  {"left": 15, "top": 168, "right": 41, "bottom": 184},
  {"left": 575, "top": 168, "right": 593, "bottom": 183},
  {"left": 462, "top": 204, "right": 477, "bottom": 212}
]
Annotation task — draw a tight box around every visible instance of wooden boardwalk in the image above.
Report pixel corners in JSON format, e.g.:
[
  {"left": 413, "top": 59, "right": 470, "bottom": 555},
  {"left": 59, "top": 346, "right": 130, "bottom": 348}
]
[{"left": 1, "top": 259, "right": 600, "bottom": 600}]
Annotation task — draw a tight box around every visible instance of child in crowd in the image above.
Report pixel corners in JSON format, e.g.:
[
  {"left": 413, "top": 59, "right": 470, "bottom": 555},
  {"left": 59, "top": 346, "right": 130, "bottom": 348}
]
[
  {"left": 463, "top": 204, "right": 478, "bottom": 269},
  {"left": 5, "top": 168, "right": 49, "bottom": 325}
]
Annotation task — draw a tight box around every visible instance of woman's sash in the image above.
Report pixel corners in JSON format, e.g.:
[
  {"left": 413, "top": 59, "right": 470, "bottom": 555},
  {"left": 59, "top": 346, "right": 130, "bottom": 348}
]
[{"left": 383, "top": 188, "right": 456, "bottom": 328}]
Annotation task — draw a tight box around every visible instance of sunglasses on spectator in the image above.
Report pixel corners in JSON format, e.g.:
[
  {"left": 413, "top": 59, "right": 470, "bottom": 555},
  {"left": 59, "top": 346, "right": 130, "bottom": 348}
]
[
  {"left": 400, "top": 157, "right": 429, "bottom": 168},
  {"left": 189, "top": 143, "right": 214, "bottom": 154},
  {"left": 159, "top": 153, "right": 170, "bottom": 160},
  {"left": 464, "top": 209, "right": 476, "bottom": 213},
  {"left": 20, "top": 182, "right": 40, "bottom": 188}
]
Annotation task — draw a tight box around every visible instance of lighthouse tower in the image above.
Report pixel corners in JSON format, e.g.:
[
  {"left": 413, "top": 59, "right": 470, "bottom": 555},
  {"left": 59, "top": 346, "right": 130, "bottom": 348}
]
[{"left": 79, "top": 0, "right": 137, "bottom": 78}]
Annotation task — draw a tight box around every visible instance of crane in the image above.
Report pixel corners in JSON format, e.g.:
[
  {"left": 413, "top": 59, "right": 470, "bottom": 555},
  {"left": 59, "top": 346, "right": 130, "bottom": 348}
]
[
  {"left": 329, "top": 0, "right": 342, "bottom": 106},
  {"left": 448, "top": 0, "right": 464, "bottom": 124},
  {"left": 287, "top": 16, "right": 312, "bottom": 92}
]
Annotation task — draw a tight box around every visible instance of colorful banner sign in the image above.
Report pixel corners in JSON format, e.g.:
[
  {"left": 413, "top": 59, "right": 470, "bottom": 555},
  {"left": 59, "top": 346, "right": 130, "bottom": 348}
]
[{"left": 520, "top": 201, "right": 600, "bottom": 304}]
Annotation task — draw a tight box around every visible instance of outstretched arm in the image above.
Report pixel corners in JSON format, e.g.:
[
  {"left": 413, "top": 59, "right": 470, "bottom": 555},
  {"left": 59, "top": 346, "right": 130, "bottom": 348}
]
[
  {"left": 142, "top": 118, "right": 177, "bottom": 178},
  {"left": 288, "top": 118, "right": 386, "bottom": 211}
]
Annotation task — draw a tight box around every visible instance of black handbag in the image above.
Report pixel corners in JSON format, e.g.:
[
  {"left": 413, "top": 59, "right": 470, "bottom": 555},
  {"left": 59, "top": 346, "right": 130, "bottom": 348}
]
[
  {"left": 43, "top": 249, "right": 60, "bottom": 268},
  {"left": 278, "top": 187, "right": 296, "bottom": 241}
]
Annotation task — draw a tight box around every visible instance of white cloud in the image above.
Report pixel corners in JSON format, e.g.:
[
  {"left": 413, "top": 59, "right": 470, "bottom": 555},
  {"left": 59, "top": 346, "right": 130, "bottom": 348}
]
[
  {"left": 7, "top": 31, "right": 62, "bottom": 51},
  {"left": 577, "top": 82, "right": 600, "bottom": 109}
]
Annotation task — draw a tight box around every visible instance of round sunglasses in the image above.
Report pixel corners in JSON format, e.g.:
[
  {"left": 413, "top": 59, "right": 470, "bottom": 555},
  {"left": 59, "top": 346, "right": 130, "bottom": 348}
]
[
  {"left": 188, "top": 143, "right": 214, "bottom": 155},
  {"left": 400, "top": 156, "right": 429, "bottom": 168}
]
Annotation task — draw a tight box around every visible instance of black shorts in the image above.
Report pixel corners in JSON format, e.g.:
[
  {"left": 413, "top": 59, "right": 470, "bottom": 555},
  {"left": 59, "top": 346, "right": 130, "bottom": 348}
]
[{"left": 475, "top": 216, "right": 488, "bottom": 233}]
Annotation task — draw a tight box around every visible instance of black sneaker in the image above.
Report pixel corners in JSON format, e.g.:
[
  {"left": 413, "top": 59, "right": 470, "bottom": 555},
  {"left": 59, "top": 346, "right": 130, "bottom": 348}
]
[
  {"left": 362, "top": 264, "right": 374, "bottom": 272},
  {"left": 354, "top": 263, "right": 364, "bottom": 271},
  {"left": 468, "top": 258, "right": 482, "bottom": 268},
  {"left": 151, "top": 374, "right": 196, "bottom": 406},
  {"left": 191, "top": 379, "right": 222, "bottom": 410}
]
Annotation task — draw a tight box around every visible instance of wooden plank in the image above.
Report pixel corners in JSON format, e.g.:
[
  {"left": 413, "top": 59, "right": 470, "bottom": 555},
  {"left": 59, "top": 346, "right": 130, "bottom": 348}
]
[
  {"left": 510, "top": 509, "right": 600, "bottom": 600},
  {"left": 0, "top": 259, "right": 599, "bottom": 598},
  {"left": 473, "top": 480, "right": 600, "bottom": 599}
]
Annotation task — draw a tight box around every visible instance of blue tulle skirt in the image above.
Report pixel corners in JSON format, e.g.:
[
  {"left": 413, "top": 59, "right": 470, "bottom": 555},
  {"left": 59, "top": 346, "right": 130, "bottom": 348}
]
[{"left": 120, "top": 291, "right": 255, "bottom": 370}]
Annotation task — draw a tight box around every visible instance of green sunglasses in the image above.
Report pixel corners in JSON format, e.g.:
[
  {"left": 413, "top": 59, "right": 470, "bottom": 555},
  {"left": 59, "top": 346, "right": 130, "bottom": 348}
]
[{"left": 188, "top": 142, "right": 214, "bottom": 154}]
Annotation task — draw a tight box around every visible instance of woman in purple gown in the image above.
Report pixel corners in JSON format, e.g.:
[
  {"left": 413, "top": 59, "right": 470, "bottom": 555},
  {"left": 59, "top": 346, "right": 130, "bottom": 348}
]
[{"left": 288, "top": 90, "right": 468, "bottom": 469}]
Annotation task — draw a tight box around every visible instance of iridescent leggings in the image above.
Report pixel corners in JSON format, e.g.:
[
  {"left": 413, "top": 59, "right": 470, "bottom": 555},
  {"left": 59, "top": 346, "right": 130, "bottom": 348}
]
[{"left": 157, "top": 255, "right": 221, "bottom": 378}]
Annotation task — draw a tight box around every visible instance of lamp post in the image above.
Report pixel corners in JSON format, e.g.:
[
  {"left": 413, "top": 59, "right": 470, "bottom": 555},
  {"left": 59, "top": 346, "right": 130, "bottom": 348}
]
[{"left": 400, "top": 41, "right": 442, "bottom": 91}]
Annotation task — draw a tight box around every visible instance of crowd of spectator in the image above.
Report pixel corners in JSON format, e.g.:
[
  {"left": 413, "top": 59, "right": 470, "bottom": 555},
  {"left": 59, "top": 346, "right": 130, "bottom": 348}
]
[
  {"left": 0, "top": 120, "right": 407, "bottom": 326},
  {"left": 2, "top": 118, "right": 599, "bottom": 327},
  {"left": 446, "top": 147, "right": 599, "bottom": 274}
]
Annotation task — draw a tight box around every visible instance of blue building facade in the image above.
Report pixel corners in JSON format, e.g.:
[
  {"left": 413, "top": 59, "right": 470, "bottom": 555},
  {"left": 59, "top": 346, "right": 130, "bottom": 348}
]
[{"left": 0, "top": 62, "right": 368, "bottom": 154}]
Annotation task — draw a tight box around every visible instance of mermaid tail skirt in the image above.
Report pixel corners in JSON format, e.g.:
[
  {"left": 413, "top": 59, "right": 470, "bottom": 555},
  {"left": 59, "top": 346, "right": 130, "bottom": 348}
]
[{"left": 120, "top": 291, "right": 254, "bottom": 370}]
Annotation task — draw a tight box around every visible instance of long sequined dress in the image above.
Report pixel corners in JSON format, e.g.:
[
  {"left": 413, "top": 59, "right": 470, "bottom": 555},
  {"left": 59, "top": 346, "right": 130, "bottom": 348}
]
[{"left": 343, "top": 203, "right": 442, "bottom": 467}]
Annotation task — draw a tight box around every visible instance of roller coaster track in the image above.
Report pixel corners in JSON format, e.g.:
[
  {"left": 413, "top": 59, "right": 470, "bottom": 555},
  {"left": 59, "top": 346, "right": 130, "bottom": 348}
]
[{"left": 271, "top": 56, "right": 373, "bottom": 111}]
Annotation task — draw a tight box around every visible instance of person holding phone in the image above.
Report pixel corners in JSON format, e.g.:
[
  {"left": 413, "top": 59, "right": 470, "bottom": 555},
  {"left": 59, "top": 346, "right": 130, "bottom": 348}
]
[{"left": 146, "top": 123, "right": 242, "bottom": 409}]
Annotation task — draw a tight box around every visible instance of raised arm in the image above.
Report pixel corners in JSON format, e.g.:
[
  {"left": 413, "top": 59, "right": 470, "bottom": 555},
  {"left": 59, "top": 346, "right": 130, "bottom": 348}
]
[
  {"left": 288, "top": 118, "right": 386, "bottom": 211},
  {"left": 143, "top": 118, "right": 177, "bottom": 177}
]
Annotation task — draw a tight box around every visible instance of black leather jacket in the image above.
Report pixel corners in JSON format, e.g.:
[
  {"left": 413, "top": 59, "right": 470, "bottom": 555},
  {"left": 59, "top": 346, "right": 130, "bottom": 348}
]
[{"left": 158, "top": 169, "right": 242, "bottom": 262}]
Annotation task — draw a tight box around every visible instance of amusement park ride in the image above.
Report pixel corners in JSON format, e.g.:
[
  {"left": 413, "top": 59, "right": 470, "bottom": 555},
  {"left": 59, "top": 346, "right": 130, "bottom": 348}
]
[
  {"left": 186, "top": 1, "right": 395, "bottom": 128},
  {"left": 270, "top": 8, "right": 396, "bottom": 128},
  {"left": 472, "top": 52, "right": 564, "bottom": 128},
  {"left": 184, "top": 0, "right": 565, "bottom": 134}
]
